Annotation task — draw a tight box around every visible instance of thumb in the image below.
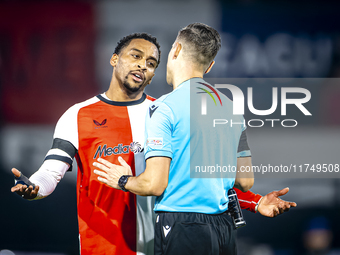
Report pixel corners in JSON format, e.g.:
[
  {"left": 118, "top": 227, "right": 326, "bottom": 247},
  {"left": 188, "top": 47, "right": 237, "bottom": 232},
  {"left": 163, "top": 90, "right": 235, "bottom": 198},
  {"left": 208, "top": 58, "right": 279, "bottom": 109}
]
[
  {"left": 276, "top": 187, "right": 289, "bottom": 197},
  {"left": 118, "top": 156, "right": 132, "bottom": 175},
  {"left": 12, "top": 168, "right": 21, "bottom": 178},
  {"left": 118, "top": 156, "right": 130, "bottom": 169}
]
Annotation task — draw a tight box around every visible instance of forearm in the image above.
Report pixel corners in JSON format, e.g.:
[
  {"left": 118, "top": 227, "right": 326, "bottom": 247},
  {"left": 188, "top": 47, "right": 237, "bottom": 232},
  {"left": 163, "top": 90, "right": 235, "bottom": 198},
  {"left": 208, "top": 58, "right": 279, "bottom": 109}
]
[
  {"left": 234, "top": 187, "right": 262, "bottom": 213},
  {"left": 29, "top": 159, "right": 69, "bottom": 199},
  {"left": 125, "top": 173, "right": 161, "bottom": 196},
  {"left": 125, "top": 157, "right": 170, "bottom": 196},
  {"left": 235, "top": 157, "right": 254, "bottom": 192}
]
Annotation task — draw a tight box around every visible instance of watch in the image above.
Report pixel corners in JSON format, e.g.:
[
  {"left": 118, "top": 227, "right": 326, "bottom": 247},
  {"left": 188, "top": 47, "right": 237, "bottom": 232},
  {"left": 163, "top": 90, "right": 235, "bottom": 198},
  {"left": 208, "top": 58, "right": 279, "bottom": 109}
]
[{"left": 118, "top": 175, "right": 132, "bottom": 192}]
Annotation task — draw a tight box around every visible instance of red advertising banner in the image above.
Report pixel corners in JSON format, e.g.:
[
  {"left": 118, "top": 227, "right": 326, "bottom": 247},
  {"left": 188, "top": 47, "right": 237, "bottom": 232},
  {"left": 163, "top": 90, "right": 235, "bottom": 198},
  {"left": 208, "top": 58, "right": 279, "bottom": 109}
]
[{"left": 0, "top": 2, "right": 98, "bottom": 124}]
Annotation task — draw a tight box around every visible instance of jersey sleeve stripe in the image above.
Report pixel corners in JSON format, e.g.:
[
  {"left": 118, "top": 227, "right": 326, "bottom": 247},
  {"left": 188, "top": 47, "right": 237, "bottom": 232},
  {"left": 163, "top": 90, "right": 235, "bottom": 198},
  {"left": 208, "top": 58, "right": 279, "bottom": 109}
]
[
  {"left": 44, "top": 155, "right": 73, "bottom": 171},
  {"left": 51, "top": 138, "right": 77, "bottom": 158}
]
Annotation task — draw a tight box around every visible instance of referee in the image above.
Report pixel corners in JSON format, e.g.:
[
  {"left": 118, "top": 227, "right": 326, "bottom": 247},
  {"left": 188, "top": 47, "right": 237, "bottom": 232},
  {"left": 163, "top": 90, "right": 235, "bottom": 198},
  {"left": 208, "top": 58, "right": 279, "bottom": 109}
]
[{"left": 94, "top": 23, "right": 254, "bottom": 255}]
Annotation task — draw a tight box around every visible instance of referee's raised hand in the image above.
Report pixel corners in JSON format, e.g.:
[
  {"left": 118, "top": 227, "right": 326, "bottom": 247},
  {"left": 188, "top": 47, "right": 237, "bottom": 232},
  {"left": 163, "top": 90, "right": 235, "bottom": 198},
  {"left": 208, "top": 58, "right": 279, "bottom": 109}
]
[{"left": 11, "top": 168, "right": 40, "bottom": 199}]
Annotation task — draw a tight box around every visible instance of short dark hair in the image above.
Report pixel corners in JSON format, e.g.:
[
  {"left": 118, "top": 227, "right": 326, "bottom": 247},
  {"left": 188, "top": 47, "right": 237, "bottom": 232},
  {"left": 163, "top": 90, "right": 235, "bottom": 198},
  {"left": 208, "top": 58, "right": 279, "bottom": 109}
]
[
  {"left": 177, "top": 23, "right": 221, "bottom": 67},
  {"left": 114, "top": 33, "right": 161, "bottom": 67}
]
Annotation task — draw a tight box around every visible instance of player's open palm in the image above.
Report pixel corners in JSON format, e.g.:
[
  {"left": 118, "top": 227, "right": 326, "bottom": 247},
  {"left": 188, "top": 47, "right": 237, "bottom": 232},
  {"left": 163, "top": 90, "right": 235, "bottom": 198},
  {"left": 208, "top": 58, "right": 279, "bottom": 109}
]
[
  {"left": 11, "top": 168, "right": 39, "bottom": 199},
  {"left": 257, "top": 187, "right": 297, "bottom": 217},
  {"left": 93, "top": 157, "right": 132, "bottom": 190}
]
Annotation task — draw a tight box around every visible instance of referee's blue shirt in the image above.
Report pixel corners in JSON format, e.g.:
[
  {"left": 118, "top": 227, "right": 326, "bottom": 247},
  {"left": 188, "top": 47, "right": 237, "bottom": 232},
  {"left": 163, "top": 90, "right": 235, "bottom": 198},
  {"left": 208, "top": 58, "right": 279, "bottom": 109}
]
[{"left": 144, "top": 78, "right": 251, "bottom": 214}]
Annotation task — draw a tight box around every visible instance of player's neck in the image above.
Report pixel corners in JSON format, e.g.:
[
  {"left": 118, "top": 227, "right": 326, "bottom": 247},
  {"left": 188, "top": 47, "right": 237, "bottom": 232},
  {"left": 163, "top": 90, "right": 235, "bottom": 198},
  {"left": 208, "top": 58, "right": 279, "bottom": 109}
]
[
  {"left": 172, "top": 67, "right": 203, "bottom": 90},
  {"left": 106, "top": 76, "right": 144, "bottom": 102}
]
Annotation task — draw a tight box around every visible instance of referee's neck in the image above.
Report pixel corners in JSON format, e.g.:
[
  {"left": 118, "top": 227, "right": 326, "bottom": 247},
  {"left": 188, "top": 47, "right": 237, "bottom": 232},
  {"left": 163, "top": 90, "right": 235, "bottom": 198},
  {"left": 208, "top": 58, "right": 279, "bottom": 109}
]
[{"left": 172, "top": 71, "right": 203, "bottom": 90}]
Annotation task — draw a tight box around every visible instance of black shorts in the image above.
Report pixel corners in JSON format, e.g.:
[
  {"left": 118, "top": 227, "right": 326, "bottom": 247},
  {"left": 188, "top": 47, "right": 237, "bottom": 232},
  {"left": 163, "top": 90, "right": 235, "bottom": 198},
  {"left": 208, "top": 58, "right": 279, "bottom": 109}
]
[{"left": 154, "top": 211, "right": 237, "bottom": 255}]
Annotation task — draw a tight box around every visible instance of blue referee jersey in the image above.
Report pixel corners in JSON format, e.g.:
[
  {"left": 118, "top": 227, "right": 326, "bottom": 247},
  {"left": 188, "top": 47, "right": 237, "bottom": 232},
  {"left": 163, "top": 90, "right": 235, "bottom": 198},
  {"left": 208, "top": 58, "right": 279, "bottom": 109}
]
[{"left": 144, "top": 78, "right": 251, "bottom": 214}]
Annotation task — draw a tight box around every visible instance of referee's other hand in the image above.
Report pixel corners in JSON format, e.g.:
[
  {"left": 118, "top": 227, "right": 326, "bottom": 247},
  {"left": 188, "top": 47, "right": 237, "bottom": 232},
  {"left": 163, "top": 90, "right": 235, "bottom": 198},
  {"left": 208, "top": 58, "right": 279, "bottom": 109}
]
[
  {"left": 10, "top": 168, "right": 39, "bottom": 199},
  {"left": 257, "top": 187, "right": 297, "bottom": 217}
]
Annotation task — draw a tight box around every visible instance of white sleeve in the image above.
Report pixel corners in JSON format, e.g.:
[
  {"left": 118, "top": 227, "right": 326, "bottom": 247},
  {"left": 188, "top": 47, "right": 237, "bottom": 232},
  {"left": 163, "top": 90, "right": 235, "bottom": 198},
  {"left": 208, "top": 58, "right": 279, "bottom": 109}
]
[
  {"left": 29, "top": 157, "right": 69, "bottom": 200},
  {"left": 28, "top": 97, "right": 99, "bottom": 200},
  {"left": 28, "top": 102, "right": 80, "bottom": 200},
  {"left": 28, "top": 105, "right": 79, "bottom": 200},
  {"left": 53, "top": 104, "right": 80, "bottom": 150}
]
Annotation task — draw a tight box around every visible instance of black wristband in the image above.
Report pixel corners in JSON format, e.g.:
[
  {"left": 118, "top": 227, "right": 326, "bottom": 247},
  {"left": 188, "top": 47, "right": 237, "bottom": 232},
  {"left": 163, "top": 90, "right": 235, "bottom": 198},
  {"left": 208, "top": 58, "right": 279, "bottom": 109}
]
[{"left": 118, "top": 175, "right": 132, "bottom": 192}]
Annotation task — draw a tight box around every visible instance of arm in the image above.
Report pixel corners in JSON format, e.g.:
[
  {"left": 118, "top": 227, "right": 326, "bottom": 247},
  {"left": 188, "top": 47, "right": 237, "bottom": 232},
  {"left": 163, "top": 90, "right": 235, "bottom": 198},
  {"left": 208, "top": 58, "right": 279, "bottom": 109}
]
[
  {"left": 234, "top": 187, "right": 262, "bottom": 213},
  {"left": 93, "top": 156, "right": 171, "bottom": 196},
  {"left": 234, "top": 157, "right": 254, "bottom": 192},
  {"left": 11, "top": 158, "right": 70, "bottom": 200},
  {"left": 10, "top": 105, "right": 78, "bottom": 200},
  {"left": 235, "top": 187, "right": 297, "bottom": 217},
  {"left": 126, "top": 157, "right": 171, "bottom": 196}
]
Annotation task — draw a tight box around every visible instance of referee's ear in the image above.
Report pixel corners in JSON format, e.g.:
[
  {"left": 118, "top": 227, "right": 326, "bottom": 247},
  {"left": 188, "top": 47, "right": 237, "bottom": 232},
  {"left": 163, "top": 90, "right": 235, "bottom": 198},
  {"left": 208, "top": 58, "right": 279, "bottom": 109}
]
[{"left": 205, "top": 60, "right": 215, "bottom": 74}]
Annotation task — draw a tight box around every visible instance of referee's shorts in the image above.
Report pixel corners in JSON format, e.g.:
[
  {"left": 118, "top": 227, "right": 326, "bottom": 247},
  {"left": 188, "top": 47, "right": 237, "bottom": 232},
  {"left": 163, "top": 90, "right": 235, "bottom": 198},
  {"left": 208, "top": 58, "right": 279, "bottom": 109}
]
[{"left": 154, "top": 211, "right": 237, "bottom": 255}]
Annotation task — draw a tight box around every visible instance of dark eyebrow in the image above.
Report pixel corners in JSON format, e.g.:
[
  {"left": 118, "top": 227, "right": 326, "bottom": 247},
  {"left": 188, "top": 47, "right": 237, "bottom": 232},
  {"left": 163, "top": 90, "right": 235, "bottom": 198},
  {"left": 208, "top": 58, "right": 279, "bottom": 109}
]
[
  {"left": 130, "top": 48, "right": 143, "bottom": 54},
  {"left": 130, "top": 48, "right": 158, "bottom": 64}
]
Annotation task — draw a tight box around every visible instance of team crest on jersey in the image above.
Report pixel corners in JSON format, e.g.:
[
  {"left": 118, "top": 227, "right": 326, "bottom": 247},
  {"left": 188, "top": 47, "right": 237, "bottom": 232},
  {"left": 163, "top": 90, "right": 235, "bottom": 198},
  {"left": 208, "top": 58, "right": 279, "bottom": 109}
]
[
  {"left": 149, "top": 105, "right": 159, "bottom": 118},
  {"left": 129, "top": 142, "right": 143, "bottom": 154},
  {"left": 93, "top": 119, "right": 108, "bottom": 129}
]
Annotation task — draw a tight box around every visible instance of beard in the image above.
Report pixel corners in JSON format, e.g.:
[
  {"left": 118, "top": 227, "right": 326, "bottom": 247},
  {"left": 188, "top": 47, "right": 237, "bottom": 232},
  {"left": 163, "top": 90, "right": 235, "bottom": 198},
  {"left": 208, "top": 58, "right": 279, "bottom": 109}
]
[{"left": 122, "top": 76, "right": 145, "bottom": 94}]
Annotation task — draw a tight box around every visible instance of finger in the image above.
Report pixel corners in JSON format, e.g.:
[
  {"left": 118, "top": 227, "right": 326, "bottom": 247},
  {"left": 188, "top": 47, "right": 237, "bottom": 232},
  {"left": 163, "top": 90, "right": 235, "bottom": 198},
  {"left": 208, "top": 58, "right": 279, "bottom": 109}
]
[
  {"left": 289, "top": 202, "right": 297, "bottom": 207},
  {"left": 11, "top": 184, "right": 22, "bottom": 193},
  {"left": 25, "top": 185, "right": 33, "bottom": 194},
  {"left": 281, "top": 200, "right": 297, "bottom": 208},
  {"left": 19, "top": 185, "right": 28, "bottom": 193},
  {"left": 32, "top": 185, "right": 40, "bottom": 196},
  {"left": 279, "top": 207, "right": 285, "bottom": 214},
  {"left": 97, "top": 176, "right": 108, "bottom": 184},
  {"left": 276, "top": 187, "right": 289, "bottom": 197},
  {"left": 283, "top": 207, "right": 290, "bottom": 212},
  {"left": 97, "top": 158, "right": 114, "bottom": 168},
  {"left": 93, "top": 162, "right": 111, "bottom": 173},
  {"left": 94, "top": 170, "right": 109, "bottom": 179},
  {"left": 12, "top": 168, "right": 21, "bottom": 178},
  {"left": 118, "top": 156, "right": 129, "bottom": 168},
  {"left": 118, "top": 156, "right": 132, "bottom": 175}
]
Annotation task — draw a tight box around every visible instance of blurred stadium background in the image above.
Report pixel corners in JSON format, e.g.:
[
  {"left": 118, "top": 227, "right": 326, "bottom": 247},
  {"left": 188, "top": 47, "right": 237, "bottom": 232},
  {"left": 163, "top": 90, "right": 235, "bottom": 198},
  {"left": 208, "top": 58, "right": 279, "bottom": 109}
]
[{"left": 0, "top": 0, "right": 339, "bottom": 254}]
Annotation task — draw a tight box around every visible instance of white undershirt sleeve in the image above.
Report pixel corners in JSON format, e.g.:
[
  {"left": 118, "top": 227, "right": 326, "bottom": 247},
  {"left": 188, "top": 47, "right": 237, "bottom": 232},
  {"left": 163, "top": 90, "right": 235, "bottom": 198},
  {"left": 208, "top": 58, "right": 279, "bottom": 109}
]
[{"left": 29, "top": 158, "right": 70, "bottom": 200}]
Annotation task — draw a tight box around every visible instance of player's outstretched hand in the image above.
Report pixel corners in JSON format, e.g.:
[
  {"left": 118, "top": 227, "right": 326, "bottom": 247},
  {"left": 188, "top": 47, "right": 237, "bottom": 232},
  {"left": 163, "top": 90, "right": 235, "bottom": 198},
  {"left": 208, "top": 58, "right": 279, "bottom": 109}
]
[
  {"left": 93, "top": 157, "right": 132, "bottom": 190},
  {"left": 11, "top": 168, "right": 39, "bottom": 199},
  {"left": 257, "top": 187, "right": 297, "bottom": 217}
]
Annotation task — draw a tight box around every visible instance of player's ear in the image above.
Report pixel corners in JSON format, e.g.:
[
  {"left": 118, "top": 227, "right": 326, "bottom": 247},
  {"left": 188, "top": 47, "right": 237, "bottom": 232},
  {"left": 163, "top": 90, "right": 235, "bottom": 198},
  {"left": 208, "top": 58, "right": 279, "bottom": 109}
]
[
  {"left": 173, "top": 42, "right": 182, "bottom": 60},
  {"left": 205, "top": 60, "right": 215, "bottom": 74},
  {"left": 110, "top": 54, "right": 119, "bottom": 67}
]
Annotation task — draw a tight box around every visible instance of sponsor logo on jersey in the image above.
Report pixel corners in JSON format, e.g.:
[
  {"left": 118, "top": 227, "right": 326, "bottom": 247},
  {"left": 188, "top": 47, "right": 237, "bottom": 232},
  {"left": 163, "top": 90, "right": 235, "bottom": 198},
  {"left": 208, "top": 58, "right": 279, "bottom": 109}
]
[
  {"left": 93, "top": 119, "right": 108, "bottom": 129},
  {"left": 146, "top": 138, "right": 163, "bottom": 147},
  {"left": 129, "top": 142, "right": 143, "bottom": 153},
  {"left": 93, "top": 144, "right": 129, "bottom": 158},
  {"left": 93, "top": 142, "right": 144, "bottom": 158}
]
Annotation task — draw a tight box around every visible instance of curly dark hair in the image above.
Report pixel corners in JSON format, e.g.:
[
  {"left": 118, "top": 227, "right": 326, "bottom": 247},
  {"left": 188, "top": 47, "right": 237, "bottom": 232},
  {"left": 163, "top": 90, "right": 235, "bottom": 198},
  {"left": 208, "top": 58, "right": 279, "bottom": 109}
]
[{"left": 114, "top": 33, "right": 161, "bottom": 67}]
